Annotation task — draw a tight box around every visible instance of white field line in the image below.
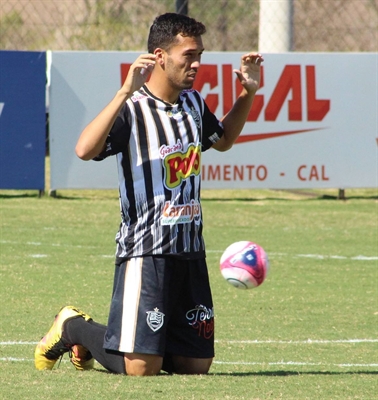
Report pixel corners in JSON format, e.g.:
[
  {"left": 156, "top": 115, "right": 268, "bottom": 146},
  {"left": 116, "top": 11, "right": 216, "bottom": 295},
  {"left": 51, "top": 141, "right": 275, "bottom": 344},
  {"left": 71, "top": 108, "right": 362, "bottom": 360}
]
[
  {"left": 2, "top": 340, "right": 377, "bottom": 368},
  {"left": 213, "top": 361, "right": 378, "bottom": 367},
  {"left": 0, "top": 357, "right": 377, "bottom": 368},
  {"left": 0, "top": 240, "right": 97, "bottom": 249},
  {"left": 208, "top": 250, "right": 378, "bottom": 261},
  {"left": 2, "top": 339, "right": 377, "bottom": 346},
  {"left": 215, "top": 339, "right": 378, "bottom": 344},
  {"left": 1, "top": 240, "right": 377, "bottom": 261},
  {"left": 0, "top": 357, "right": 70, "bottom": 363}
]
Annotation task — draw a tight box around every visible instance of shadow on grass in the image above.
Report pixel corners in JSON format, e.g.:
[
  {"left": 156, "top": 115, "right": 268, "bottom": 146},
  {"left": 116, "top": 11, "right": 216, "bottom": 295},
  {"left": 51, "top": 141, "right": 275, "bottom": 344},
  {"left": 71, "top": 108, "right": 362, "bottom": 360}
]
[
  {"left": 1, "top": 189, "right": 376, "bottom": 202},
  {"left": 202, "top": 197, "right": 290, "bottom": 202},
  {"left": 202, "top": 194, "right": 378, "bottom": 202},
  {"left": 0, "top": 192, "right": 87, "bottom": 200},
  {"left": 325, "top": 195, "right": 378, "bottom": 200},
  {"left": 210, "top": 370, "right": 378, "bottom": 376},
  {"left": 92, "top": 368, "right": 377, "bottom": 377},
  {"left": 0, "top": 192, "right": 41, "bottom": 199},
  {"left": 0, "top": 190, "right": 110, "bottom": 201}
]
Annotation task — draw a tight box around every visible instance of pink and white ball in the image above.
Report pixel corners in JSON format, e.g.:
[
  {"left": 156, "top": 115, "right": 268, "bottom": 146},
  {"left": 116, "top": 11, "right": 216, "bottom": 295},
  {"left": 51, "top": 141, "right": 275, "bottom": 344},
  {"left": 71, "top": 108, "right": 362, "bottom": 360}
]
[{"left": 220, "top": 241, "right": 269, "bottom": 289}]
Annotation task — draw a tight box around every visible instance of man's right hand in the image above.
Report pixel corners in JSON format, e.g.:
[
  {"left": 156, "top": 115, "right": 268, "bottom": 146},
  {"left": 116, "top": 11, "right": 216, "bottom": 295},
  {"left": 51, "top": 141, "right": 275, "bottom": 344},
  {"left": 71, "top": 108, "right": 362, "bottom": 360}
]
[{"left": 120, "top": 54, "right": 156, "bottom": 95}]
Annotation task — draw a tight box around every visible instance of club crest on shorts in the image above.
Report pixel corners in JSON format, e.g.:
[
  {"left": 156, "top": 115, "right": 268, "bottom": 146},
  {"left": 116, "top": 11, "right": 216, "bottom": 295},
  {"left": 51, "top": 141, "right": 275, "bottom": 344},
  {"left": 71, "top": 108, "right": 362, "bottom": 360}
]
[{"left": 146, "top": 308, "right": 165, "bottom": 332}]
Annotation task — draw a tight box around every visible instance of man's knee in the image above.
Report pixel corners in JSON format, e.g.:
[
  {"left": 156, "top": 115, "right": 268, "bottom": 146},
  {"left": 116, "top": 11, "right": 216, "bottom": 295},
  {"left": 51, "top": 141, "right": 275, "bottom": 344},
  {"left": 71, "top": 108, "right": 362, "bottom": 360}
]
[
  {"left": 124, "top": 353, "right": 163, "bottom": 376},
  {"left": 172, "top": 356, "right": 213, "bottom": 375}
]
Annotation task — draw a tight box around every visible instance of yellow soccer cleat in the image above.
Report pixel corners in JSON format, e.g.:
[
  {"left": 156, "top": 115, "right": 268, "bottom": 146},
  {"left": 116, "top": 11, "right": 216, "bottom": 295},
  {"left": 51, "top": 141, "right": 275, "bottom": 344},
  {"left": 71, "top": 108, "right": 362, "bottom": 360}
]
[
  {"left": 69, "top": 345, "right": 94, "bottom": 371},
  {"left": 34, "top": 306, "right": 92, "bottom": 371}
]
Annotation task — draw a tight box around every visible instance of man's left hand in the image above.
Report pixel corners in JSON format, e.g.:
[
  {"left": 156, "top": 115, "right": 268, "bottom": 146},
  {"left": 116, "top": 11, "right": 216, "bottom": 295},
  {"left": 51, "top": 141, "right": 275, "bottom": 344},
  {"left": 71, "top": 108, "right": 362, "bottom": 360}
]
[{"left": 234, "top": 53, "right": 264, "bottom": 94}]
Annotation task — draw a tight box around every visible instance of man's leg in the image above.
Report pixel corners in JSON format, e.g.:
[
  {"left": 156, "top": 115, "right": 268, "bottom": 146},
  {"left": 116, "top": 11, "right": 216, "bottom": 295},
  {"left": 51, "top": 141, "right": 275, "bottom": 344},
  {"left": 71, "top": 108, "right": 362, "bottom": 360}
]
[
  {"left": 103, "top": 257, "right": 215, "bottom": 376},
  {"left": 34, "top": 306, "right": 126, "bottom": 374},
  {"left": 123, "top": 354, "right": 212, "bottom": 376},
  {"left": 65, "top": 317, "right": 126, "bottom": 374},
  {"left": 124, "top": 353, "right": 163, "bottom": 376},
  {"left": 66, "top": 318, "right": 212, "bottom": 376},
  {"left": 162, "top": 353, "right": 213, "bottom": 375},
  {"left": 162, "top": 258, "right": 215, "bottom": 375},
  {"left": 35, "top": 305, "right": 212, "bottom": 376},
  {"left": 171, "top": 356, "right": 213, "bottom": 375},
  {"left": 104, "top": 258, "right": 171, "bottom": 376}
]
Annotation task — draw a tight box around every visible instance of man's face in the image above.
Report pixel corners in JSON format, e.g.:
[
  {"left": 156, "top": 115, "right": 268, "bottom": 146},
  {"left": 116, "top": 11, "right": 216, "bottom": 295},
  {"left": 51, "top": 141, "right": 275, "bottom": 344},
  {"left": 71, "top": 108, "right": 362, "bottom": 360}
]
[{"left": 163, "top": 34, "right": 204, "bottom": 91}]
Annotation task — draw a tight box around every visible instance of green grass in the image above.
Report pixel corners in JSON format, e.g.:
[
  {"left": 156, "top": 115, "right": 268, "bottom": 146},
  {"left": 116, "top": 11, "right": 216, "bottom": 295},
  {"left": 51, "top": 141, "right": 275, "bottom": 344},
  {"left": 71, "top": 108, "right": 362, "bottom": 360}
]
[{"left": 0, "top": 187, "right": 377, "bottom": 400}]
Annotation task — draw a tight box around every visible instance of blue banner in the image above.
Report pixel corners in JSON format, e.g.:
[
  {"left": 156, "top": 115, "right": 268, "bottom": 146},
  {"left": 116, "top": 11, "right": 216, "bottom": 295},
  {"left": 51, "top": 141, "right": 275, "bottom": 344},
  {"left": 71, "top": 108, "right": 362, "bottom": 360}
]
[{"left": 0, "top": 51, "right": 46, "bottom": 190}]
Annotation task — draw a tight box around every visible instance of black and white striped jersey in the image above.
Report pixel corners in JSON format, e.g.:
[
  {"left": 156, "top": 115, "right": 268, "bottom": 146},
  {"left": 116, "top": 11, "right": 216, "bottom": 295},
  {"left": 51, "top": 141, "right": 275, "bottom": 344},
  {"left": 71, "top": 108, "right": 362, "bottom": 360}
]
[{"left": 95, "top": 85, "right": 224, "bottom": 261}]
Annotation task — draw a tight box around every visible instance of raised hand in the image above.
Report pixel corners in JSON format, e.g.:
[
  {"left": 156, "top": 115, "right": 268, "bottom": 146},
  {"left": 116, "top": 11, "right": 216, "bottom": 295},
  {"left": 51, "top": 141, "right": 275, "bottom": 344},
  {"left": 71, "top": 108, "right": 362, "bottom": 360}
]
[
  {"left": 121, "top": 53, "right": 156, "bottom": 95},
  {"left": 233, "top": 52, "right": 264, "bottom": 94}
]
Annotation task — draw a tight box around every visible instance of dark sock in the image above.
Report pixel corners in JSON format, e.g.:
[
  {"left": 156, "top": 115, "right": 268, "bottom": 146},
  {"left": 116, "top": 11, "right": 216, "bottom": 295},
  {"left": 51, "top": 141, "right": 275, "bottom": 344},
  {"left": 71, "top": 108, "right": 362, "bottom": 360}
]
[
  {"left": 161, "top": 353, "right": 174, "bottom": 374},
  {"left": 64, "top": 318, "right": 126, "bottom": 374}
]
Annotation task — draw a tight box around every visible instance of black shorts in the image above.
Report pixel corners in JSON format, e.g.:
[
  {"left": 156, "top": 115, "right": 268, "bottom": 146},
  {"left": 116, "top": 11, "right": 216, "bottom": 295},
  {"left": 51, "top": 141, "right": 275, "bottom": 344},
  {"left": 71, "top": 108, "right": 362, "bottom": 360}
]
[{"left": 103, "top": 256, "right": 215, "bottom": 359}]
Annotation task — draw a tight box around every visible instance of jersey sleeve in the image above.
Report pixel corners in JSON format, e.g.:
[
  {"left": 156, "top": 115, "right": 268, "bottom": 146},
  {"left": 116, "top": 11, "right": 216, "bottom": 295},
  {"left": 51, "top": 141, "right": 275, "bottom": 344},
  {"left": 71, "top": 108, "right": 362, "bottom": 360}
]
[
  {"left": 200, "top": 99, "right": 224, "bottom": 152},
  {"left": 93, "top": 103, "right": 131, "bottom": 161}
]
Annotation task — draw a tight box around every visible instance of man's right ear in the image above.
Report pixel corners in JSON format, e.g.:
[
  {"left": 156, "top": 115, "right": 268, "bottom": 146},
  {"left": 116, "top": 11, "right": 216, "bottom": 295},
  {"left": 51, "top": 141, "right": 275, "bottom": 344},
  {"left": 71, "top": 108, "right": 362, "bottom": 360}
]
[{"left": 154, "top": 48, "right": 165, "bottom": 66}]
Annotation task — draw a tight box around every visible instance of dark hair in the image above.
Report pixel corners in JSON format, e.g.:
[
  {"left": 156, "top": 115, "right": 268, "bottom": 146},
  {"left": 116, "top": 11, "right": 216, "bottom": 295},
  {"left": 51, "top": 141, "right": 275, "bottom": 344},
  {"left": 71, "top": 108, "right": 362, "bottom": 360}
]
[{"left": 147, "top": 13, "right": 206, "bottom": 53}]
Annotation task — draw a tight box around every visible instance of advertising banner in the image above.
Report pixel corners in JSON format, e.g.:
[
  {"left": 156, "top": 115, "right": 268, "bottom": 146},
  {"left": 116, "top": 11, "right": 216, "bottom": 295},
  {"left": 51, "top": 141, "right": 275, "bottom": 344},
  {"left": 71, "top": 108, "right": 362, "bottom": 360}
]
[
  {"left": 49, "top": 52, "right": 377, "bottom": 190},
  {"left": 0, "top": 51, "right": 46, "bottom": 190}
]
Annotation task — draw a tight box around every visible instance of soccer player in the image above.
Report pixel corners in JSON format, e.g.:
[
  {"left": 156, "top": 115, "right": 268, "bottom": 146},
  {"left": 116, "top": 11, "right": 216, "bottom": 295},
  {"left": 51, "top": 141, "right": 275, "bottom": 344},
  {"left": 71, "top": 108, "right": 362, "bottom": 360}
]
[{"left": 35, "top": 12, "right": 263, "bottom": 376}]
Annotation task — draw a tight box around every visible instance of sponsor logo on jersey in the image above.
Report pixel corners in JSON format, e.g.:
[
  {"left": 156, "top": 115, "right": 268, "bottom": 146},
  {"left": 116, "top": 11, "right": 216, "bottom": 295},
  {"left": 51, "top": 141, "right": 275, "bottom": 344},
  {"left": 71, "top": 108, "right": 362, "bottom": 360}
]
[
  {"left": 146, "top": 308, "right": 165, "bottom": 332},
  {"left": 161, "top": 199, "right": 201, "bottom": 226},
  {"left": 159, "top": 139, "right": 183, "bottom": 158},
  {"left": 161, "top": 142, "right": 201, "bottom": 189},
  {"left": 130, "top": 93, "right": 148, "bottom": 102},
  {"left": 186, "top": 304, "right": 214, "bottom": 339}
]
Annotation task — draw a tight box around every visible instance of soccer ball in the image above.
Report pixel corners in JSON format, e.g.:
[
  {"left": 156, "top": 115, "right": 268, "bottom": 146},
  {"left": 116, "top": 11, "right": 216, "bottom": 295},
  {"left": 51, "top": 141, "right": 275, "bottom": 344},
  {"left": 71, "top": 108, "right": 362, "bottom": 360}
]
[{"left": 220, "top": 241, "right": 269, "bottom": 289}]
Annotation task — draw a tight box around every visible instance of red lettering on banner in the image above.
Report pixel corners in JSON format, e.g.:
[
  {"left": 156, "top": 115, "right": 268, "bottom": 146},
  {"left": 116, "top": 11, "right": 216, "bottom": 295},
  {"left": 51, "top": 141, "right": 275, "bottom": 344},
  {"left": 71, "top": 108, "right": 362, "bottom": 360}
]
[
  {"left": 121, "top": 62, "right": 329, "bottom": 123},
  {"left": 298, "top": 165, "right": 330, "bottom": 181},
  {"left": 246, "top": 165, "right": 255, "bottom": 180},
  {"left": 220, "top": 65, "right": 265, "bottom": 120},
  {"left": 193, "top": 65, "right": 219, "bottom": 112},
  {"left": 306, "top": 66, "right": 330, "bottom": 121},
  {"left": 234, "top": 165, "right": 243, "bottom": 180},
  {"left": 120, "top": 64, "right": 131, "bottom": 85},
  {"left": 224, "top": 165, "right": 231, "bottom": 180},
  {"left": 265, "top": 65, "right": 302, "bottom": 121},
  {"left": 256, "top": 165, "right": 268, "bottom": 180},
  {"left": 298, "top": 165, "right": 306, "bottom": 181},
  {"left": 309, "top": 165, "right": 319, "bottom": 180},
  {"left": 222, "top": 64, "right": 233, "bottom": 116},
  {"left": 235, "top": 66, "right": 265, "bottom": 121},
  {"left": 202, "top": 165, "right": 268, "bottom": 181},
  {"left": 207, "top": 165, "right": 221, "bottom": 180},
  {"left": 321, "top": 165, "right": 330, "bottom": 181},
  {"left": 121, "top": 63, "right": 151, "bottom": 85}
]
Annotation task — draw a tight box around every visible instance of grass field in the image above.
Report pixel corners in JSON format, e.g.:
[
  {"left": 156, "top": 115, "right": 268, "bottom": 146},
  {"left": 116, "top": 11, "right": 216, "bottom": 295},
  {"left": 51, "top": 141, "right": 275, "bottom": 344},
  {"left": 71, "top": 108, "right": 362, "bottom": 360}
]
[{"left": 0, "top": 186, "right": 377, "bottom": 400}]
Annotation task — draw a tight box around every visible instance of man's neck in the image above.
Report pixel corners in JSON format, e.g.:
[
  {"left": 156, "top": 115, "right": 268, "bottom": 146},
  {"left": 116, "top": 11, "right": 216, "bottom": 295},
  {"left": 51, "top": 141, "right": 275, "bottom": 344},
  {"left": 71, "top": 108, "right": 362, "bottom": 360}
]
[{"left": 146, "top": 75, "right": 180, "bottom": 105}]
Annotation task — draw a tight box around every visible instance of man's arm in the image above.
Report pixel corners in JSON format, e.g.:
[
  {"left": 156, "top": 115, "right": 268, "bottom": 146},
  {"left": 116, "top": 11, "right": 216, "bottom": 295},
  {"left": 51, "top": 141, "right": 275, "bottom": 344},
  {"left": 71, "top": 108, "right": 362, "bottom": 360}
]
[
  {"left": 211, "top": 53, "right": 263, "bottom": 152},
  {"left": 75, "top": 54, "right": 156, "bottom": 160}
]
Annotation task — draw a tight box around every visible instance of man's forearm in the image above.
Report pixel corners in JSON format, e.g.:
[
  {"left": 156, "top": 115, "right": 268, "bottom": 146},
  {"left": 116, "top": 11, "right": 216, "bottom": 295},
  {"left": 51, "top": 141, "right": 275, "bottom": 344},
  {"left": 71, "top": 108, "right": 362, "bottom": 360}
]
[{"left": 215, "top": 89, "right": 256, "bottom": 151}]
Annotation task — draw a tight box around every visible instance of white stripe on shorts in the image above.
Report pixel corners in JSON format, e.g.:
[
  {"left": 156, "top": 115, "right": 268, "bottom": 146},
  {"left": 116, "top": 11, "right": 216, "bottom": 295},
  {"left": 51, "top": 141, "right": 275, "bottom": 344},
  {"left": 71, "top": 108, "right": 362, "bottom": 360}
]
[{"left": 119, "top": 257, "right": 143, "bottom": 352}]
